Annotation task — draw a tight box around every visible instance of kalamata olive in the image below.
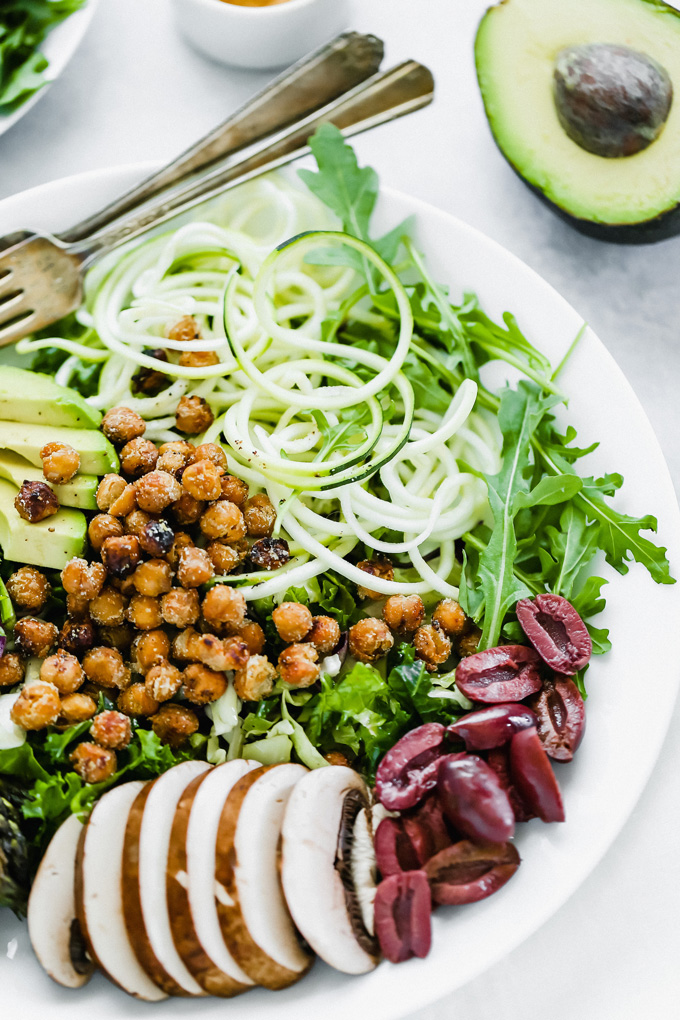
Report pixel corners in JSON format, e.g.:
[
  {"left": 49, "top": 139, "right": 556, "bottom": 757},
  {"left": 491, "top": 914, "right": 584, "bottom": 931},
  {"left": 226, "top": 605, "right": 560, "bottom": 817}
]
[
  {"left": 375, "top": 723, "right": 446, "bottom": 811},
  {"left": 437, "top": 754, "right": 515, "bottom": 843},
  {"left": 529, "top": 676, "right": 586, "bottom": 762},
  {"left": 402, "top": 794, "right": 453, "bottom": 864},
  {"left": 486, "top": 746, "right": 536, "bottom": 823},
  {"left": 448, "top": 702, "right": 537, "bottom": 750},
  {"left": 424, "top": 839, "right": 520, "bottom": 906},
  {"left": 374, "top": 818, "right": 421, "bottom": 877},
  {"left": 553, "top": 43, "right": 673, "bottom": 158},
  {"left": 509, "top": 727, "right": 565, "bottom": 823},
  {"left": 516, "top": 594, "right": 591, "bottom": 674},
  {"left": 455, "top": 645, "right": 542, "bottom": 704},
  {"left": 374, "top": 871, "right": 432, "bottom": 964}
]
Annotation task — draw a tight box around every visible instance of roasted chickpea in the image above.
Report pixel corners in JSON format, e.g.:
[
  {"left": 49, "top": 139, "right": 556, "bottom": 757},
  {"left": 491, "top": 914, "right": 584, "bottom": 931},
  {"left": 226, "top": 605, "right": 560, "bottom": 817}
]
[
  {"left": 101, "top": 406, "right": 146, "bottom": 446},
  {"left": 124, "top": 509, "right": 153, "bottom": 537},
  {"left": 243, "top": 493, "right": 276, "bottom": 537},
  {"left": 120, "top": 437, "right": 159, "bottom": 478},
  {"left": 132, "top": 559, "right": 172, "bottom": 597},
  {"left": 126, "top": 595, "right": 162, "bottom": 631},
  {"left": 175, "top": 395, "right": 214, "bottom": 435},
  {"left": 60, "top": 692, "right": 97, "bottom": 722},
  {"left": 182, "top": 662, "right": 227, "bottom": 704},
  {"left": 179, "top": 349, "right": 219, "bottom": 369},
  {"left": 207, "top": 538, "right": 248, "bottom": 575},
  {"left": 171, "top": 627, "right": 203, "bottom": 662},
  {"left": 83, "top": 646, "right": 130, "bottom": 690},
  {"left": 167, "top": 314, "right": 200, "bottom": 343},
  {"left": 145, "top": 660, "right": 183, "bottom": 702},
  {"left": 199, "top": 501, "right": 246, "bottom": 542},
  {"left": 413, "top": 622, "right": 452, "bottom": 672},
  {"left": 278, "top": 643, "right": 319, "bottom": 688},
  {"left": 171, "top": 491, "right": 205, "bottom": 526},
  {"left": 88, "top": 513, "right": 124, "bottom": 552},
  {"left": 150, "top": 702, "right": 199, "bottom": 748},
  {"left": 306, "top": 615, "right": 341, "bottom": 655},
  {"left": 181, "top": 460, "right": 222, "bottom": 502},
  {"left": 158, "top": 591, "right": 198, "bottom": 631},
  {"left": 131, "top": 630, "right": 171, "bottom": 674},
  {"left": 156, "top": 440, "right": 194, "bottom": 477},
  {"left": 40, "top": 441, "right": 80, "bottom": 484},
  {"left": 139, "top": 519, "right": 175, "bottom": 558},
  {"left": 188, "top": 443, "right": 228, "bottom": 471},
  {"left": 58, "top": 618, "right": 96, "bottom": 655},
  {"left": 202, "top": 585, "right": 246, "bottom": 630},
  {"left": 0, "top": 653, "right": 24, "bottom": 688},
  {"left": 6, "top": 566, "right": 50, "bottom": 611},
  {"left": 356, "top": 558, "right": 394, "bottom": 600},
  {"left": 348, "top": 618, "right": 394, "bottom": 663},
  {"left": 61, "top": 557, "right": 106, "bottom": 600},
  {"left": 96, "top": 474, "right": 127, "bottom": 512},
  {"left": 108, "top": 483, "right": 138, "bottom": 518},
  {"left": 39, "top": 650, "right": 84, "bottom": 694},
  {"left": 272, "top": 602, "right": 313, "bottom": 644},
  {"left": 110, "top": 574, "right": 137, "bottom": 597},
  {"left": 10, "top": 680, "right": 61, "bottom": 729},
  {"left": 14, "top": 617, "right": 58, "bottom": 658},
  {"left": 234, "top": 655, "right": 277, "bottom": 702},
  {"left": 196, "top": 633, "right": 248, "bottom": 672},
  {"left": 101, "top": 535, "right": 141, "bottom": 578},
  {"left": 89, "top": 586, "right": 126, "bottom": 626},
  {"left": 14, "top": 480, "right": 59, "bottom": 522},
  {"left": 98, "top": 625, "right": 134, "bottom": 652},
  {"left": 90, "top": 710, "right": 132, "bottom": 750},
  {"left": 177, "top": 546, "right": 214, "bottom": 588},
  {"left": 383, "top": 594, "right": 425, "bottom": 634},
  {"left": 117, "top": 682, "right": 159, "bottom": 717},
  {"left": 71, "top": 742, "right": 118, "bottom": 783},
  {"left": 135, "top": 470, "right": 182, "bottom": 513},
  {"left": 237, "top": 620, "right": 266, "bottom": 655},
  {"left": 325, "top": 751, "right": 351, "bottom": 767},
  {"left": 218, "top": 474, "right": 248, "bottom": 506},
  {"left": 166, "top": 531, "right": 194, "bottom": 569},
  {"left": 432, "top": 598, "right": 467, "bottom": 637},
  {"left": 250, "top": 537, "right": 290, "bottom": 571},
  {"left": 131, "top": 350, "right": 169, "bottom": 396},
  {"left": 457, "top": 626, "right": 481, "bottom": 658},
  {"left": 66, "top": 593, "right": 89, "bottom": 618}
]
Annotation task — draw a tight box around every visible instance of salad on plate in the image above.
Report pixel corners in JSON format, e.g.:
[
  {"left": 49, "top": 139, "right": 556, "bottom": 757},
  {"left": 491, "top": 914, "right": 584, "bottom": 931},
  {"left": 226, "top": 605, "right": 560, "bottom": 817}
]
[{"left": 0, "top": 126, "right": 674, "bottom": 996}]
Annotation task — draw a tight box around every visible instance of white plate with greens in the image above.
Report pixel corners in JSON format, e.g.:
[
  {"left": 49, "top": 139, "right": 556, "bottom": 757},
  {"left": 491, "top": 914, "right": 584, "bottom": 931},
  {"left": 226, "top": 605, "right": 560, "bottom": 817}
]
[
  {"left": 0, "top": 143, "right": 678, "bottom": 1019},
  {"left": 0, "top": 1, "right": 97, "bottom": 141}
]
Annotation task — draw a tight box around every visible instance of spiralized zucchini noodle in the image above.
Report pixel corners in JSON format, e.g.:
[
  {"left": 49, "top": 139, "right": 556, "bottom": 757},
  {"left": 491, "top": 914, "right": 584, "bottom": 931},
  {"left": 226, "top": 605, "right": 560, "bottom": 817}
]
[{"left": 18, "top": 176, "right": 501, "bottom": 601}]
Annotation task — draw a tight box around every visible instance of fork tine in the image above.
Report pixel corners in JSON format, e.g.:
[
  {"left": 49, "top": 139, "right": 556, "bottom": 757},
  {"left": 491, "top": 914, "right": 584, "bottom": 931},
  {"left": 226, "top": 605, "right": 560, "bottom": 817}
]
[
  {"left": 0, "top": 307, "right": 37, "bottom": 346},
  {"left": 0, "top": 269, "right": 16, "bottom": 299}
]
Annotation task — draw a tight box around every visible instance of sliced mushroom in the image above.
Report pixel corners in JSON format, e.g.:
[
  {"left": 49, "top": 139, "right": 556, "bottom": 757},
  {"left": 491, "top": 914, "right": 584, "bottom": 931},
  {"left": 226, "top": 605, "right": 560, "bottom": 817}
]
[
  {"left": 75, "top": 781, "right": 167, "bottom": 1001},
  {"left": 214, "top": 763, "right": 312, "bottom": 990},
  {"left": 122, "top": 760, "right": 211, "bottom": 996},
  {"left": 167, "top": 759, "right": 258, "bottom": 997},
  {"left": 281, "top": 766, "right": 380, "bottom": 974},
  {"left": 27, "top": 813, "right": 95, "bottom": 989}
]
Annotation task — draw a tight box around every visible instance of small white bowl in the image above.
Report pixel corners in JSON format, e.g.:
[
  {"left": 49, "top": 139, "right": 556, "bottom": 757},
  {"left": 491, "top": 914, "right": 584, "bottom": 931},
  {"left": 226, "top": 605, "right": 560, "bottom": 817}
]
[{"left": 171, "top": 0, "right": 351, "bottom": 72}]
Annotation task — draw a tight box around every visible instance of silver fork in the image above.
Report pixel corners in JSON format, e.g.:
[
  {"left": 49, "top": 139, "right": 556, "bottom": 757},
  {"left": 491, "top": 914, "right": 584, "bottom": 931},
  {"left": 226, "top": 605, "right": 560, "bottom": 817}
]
[{"left": 0, "top": 37, "right": 432, "bottom": 345}]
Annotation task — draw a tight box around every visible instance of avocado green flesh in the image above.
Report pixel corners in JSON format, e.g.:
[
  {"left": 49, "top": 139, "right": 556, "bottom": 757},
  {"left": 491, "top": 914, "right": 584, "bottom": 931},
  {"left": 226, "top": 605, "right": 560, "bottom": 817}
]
[
  {"left": 0, "top": 367, "right": 101, "bottom": 429},
  {"left": 0, "top": 450, "right": 97, "bottom": 510},
  {"left": 0, "top": 420, "right": 118, "bottom": 475},
  {"left": 475, "top": 0, "right": 680, "bottom": 227},
  {"left": 0, "top": 479, "right": 86, "bottom": 570}
]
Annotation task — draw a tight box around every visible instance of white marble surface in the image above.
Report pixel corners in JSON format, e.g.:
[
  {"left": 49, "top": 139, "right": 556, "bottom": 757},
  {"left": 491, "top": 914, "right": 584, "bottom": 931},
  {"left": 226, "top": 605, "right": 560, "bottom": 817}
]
[{"left": 1, "top": 0, "right": 679, "bottom": 1017}]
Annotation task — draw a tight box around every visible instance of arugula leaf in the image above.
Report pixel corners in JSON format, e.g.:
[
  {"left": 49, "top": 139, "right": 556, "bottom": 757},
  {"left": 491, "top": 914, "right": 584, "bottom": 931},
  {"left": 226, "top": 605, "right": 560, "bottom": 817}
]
[{"left": 0, "top": 1, "right": 85, "bottom": 111}]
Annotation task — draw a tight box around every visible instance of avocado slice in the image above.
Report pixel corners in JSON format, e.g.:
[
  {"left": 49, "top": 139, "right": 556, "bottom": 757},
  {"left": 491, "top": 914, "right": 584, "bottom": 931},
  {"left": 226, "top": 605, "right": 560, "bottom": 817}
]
[
  {"left": 0, "top": 421, "right": 118, "bottom": 476},
  {"left": 475, "top": 0, "right": 680, "bottom": 242},
  {"left": 0, "top": 450, "right": 98, "bottom": 510},
  {"left": 0, "top": 479, "right": 86, "bottom": 570},
  {"left": 0, "top": 367, "right": 101, "bottom": 429}
]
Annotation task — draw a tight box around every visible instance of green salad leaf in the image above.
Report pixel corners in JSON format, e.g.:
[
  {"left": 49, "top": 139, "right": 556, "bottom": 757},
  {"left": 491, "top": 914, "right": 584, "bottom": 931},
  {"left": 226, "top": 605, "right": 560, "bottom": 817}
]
[{"left": 0, "top": 0, "right": 86, "bottom": 111}]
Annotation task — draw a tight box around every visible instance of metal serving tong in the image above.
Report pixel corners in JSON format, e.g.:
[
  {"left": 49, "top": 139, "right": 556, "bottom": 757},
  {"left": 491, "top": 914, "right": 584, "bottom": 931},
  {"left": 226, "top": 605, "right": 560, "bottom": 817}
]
[{"left": 0, "top": 32, "right": 434, "bottom": 347}]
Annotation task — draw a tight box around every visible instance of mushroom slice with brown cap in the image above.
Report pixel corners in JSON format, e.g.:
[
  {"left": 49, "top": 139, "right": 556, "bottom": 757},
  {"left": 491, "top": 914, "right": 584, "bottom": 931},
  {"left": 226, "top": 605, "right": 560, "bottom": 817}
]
[
  {"left": 122, "top": 760, "right": 211, "bottom": 997},
  {"left": 214, "top": 763, "right": 313, "bottom": 990},
  {"left": 75, "top": 781, "right": 167, "bottom": 1001},
  {"left": 28, "top": 813, "right": 95, "bottom": 989},
  {"left": 167, "top": 759, "right": 259, "bottom": 997},
  {"left": 281, "top": 766, "right": 380, "bottom": 974}
]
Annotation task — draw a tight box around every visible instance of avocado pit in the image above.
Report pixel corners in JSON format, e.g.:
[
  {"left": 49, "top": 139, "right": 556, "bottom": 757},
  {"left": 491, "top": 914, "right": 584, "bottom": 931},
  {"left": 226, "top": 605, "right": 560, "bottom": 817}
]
[{"left": 553, "top": 43, "right": 673, "bottom": 158}]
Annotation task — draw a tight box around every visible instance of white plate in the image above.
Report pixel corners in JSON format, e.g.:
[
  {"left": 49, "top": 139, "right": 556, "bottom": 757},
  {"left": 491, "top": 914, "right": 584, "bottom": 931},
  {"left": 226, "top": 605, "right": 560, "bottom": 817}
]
[
  {"left": 1, "top": 164, "right": 679, "bottom": 1018},
  {"left": 0, "top": 1, "right": 98, "bottom": 140}
]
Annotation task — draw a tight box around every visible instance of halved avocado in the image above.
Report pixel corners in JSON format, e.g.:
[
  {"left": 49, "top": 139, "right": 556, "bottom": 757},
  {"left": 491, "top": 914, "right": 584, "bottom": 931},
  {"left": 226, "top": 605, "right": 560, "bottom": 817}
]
[{"left": 476, "top": 0, "right": 680, "bottom": 242}]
